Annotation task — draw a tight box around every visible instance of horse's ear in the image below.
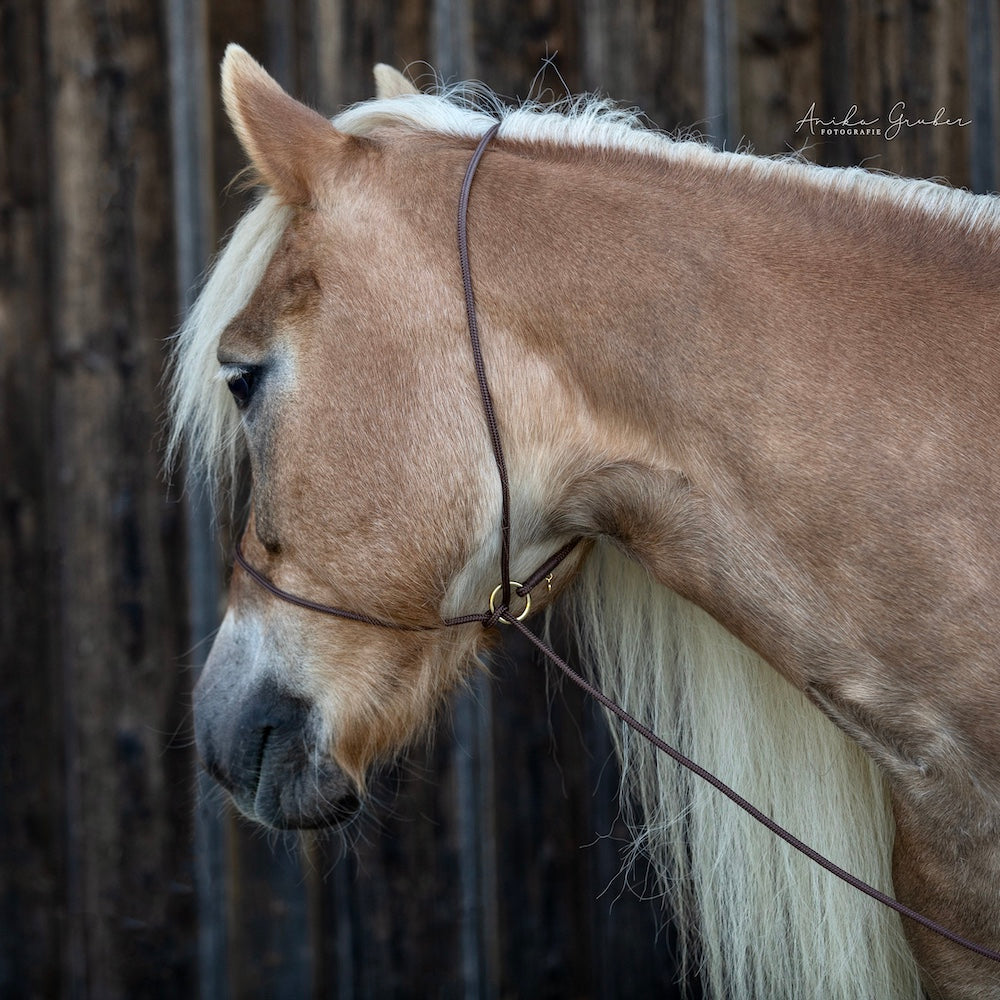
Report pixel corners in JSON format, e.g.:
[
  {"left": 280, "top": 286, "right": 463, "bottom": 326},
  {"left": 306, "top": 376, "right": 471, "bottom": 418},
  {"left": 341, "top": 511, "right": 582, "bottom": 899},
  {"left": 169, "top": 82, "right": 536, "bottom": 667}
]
[
  {"left": 221, "top": 44, "right": 346, "bottom": 205},
  {"left": 373, "top": 64, "right": 420, "bottom": 98}
]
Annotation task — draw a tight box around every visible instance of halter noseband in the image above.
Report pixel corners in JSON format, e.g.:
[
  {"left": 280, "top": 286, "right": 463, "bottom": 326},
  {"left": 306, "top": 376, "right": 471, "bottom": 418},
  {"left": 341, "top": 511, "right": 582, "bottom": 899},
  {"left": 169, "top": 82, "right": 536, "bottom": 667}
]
[{"left": 229, "top": 122, "right": 1000, "bottom": 966}]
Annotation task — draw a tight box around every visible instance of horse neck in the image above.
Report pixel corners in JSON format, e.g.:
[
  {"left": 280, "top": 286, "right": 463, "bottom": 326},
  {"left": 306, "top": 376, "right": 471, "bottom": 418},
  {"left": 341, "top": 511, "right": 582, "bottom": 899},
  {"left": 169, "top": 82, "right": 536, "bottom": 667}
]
[
  {"left": 477, "top": 142, "right": 1000, "bottom": 687},
  {"left": 483, "top": 141, "right": 996, "bottom": 449}
]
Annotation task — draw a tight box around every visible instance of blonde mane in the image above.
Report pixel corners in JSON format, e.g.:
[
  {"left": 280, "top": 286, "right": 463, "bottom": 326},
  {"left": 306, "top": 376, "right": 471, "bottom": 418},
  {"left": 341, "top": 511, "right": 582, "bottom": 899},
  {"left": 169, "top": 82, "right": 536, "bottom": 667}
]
[
  {"left": 167, "top": 192, "right": 290, "bottom": 506},
  {"left": 568, "top": 544, "right": 925, "bottom": 998},
  {"left": 337, "top": 82, "right": 999, "bottom": 235}
]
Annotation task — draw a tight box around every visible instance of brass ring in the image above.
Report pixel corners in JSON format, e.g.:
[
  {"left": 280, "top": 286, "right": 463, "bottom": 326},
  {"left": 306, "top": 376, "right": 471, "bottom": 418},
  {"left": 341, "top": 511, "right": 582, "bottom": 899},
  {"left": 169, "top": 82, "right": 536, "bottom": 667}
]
[{"left": 488, "top": 582, "right": 531, "bottom": 622}]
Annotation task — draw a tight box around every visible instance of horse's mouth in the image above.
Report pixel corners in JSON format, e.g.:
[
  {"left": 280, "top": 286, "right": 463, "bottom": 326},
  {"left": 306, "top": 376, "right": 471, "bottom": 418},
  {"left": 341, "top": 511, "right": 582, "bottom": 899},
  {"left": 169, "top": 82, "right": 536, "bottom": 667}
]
[
  {"left": 245, "top": 770, "right": 362, "bottom": 830},
  {"left": 195, "top": 676, "right": 362, "bottom": 830}
]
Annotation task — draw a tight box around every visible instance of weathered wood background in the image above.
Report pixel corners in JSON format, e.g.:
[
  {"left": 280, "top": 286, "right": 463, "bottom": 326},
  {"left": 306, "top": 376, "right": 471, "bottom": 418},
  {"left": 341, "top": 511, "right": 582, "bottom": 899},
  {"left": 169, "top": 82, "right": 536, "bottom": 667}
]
[{"left": 1, "top": 1, "right": 996, "bottom": 997}]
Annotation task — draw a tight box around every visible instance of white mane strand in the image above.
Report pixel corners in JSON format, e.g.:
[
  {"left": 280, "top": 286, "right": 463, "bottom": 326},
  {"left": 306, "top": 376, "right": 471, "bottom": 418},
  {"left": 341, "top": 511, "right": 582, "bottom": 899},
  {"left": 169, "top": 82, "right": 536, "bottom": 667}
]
[
  {"left": 569, "top": 544, "right": 925, "bottom": 998},
  {"left": 336, "top": 84, "right": 1000, "bottom": 238},
  {"left": 167, "top": 193, "right": 291, "bottom": 504}
]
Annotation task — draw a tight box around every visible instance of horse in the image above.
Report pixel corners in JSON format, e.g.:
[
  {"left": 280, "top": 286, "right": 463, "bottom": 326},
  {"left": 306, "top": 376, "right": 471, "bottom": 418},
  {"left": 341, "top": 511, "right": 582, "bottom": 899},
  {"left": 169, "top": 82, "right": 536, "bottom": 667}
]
[{"left": 170, "top": 45, "right": 1000, "bottom": 999}]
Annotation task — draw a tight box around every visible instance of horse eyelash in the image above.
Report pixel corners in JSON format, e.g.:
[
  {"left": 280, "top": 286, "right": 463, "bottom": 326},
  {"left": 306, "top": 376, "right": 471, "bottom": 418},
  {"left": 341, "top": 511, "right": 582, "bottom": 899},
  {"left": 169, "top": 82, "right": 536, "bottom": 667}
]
[{"left": 214, "top": 364, "right": 253, "bottom": 384}]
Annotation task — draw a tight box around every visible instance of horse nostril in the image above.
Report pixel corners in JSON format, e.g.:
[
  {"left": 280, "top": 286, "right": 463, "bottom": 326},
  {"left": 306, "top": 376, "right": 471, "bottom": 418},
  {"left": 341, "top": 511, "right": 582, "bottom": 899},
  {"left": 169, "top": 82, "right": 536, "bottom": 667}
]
[
  {"left": 251, "top": 725, "right": 273, "bottom": 798},
  {"left": 195, "top": 675, "right": 359, "bottom": 830}
]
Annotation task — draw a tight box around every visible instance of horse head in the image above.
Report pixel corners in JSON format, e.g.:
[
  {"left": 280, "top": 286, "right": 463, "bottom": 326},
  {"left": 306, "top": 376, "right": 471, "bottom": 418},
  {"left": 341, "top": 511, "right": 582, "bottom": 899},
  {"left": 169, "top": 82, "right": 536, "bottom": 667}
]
[{"left": 177, "top": 48, "right": 588, "bottom": 828}]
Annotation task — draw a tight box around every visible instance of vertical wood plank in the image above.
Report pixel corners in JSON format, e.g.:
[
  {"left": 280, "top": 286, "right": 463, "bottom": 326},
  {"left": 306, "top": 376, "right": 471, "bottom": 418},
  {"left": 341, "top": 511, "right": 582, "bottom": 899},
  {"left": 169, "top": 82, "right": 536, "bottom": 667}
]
[
  {"left": 490, "top": 632, "right": 594, "bottom": 999},
  {"left": 966, "top": 0, "right": 998, "bottom": 192},
  {"left": 318, "top": 755, "right": 468, "bottom": 998},
  {"left": 808, "top": 0, "right": 974, "bottom": 177},
  {"left": 0, "top": 4, "right": 66, "bottom": 994},
  {"left": 470, "top": 0, "right": 582, "bottom": 100},
  {"left": 165, "top": 4, "right": 236, "bottom": 1000},
  {"left": 645, "top": 0, "right": 707, "bottom": 137},
  {"left": 866, "top": 0, "right": 970, "bottom": 181},
  {"left": 227, "top": 825, "right": 313, "bottom": 999},
  {"left": 737, "top": 0, "right": 821, "bottom": 156},
  {"left": 328, "top": 0, "right": 436, "bottom": 109},
  {"left": 208, "top": 0, "right": 270, "bottom": 237},
  {"left": 579, "top": 0, "right": 707, "bottom": 135},
  {"left": 704, "top": 0, "right": 740, "bottom": 147},
  {"left": 816, "top": 0, "right": 855, "bottom": 165},
  {"left": 41, "top": 0, "right": 196, "bottom": 995}
]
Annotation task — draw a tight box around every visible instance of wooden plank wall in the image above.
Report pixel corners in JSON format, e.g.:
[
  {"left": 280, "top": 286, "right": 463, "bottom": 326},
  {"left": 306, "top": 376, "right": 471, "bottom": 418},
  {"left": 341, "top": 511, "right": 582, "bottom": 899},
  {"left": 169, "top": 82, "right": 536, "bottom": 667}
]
[{"left": 1, "top": 1, "right": 997, "bottom": 997}]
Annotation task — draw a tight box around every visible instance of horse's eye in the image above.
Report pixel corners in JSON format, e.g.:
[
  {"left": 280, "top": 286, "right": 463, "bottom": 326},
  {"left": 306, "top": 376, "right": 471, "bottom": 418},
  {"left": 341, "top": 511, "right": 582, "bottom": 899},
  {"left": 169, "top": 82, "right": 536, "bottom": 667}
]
[{"left": 226, "top": 369, "right": 258, "bottom": 409}]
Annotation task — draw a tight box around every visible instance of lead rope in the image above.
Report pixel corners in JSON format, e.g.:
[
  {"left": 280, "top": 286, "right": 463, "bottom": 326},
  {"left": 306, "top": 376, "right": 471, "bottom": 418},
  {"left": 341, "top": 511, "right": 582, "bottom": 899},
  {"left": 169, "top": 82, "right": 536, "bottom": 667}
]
[{"left": 457, "top": 123, "right": 1000, "bottom": 968}]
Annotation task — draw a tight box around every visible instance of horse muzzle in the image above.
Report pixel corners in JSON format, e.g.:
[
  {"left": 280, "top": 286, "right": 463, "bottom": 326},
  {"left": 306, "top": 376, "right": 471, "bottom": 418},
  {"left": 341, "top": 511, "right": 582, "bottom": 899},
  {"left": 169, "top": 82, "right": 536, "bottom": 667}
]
[{"left": 194, "top": 672, "right": 360, "bottom": 830}]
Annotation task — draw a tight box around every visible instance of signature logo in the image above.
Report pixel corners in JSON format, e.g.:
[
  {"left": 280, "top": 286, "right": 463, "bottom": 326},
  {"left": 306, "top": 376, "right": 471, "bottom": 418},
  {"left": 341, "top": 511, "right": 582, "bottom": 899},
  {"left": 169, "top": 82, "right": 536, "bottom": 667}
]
[{"left": 795, "top": 102, "right": 971, "bottom": 141}]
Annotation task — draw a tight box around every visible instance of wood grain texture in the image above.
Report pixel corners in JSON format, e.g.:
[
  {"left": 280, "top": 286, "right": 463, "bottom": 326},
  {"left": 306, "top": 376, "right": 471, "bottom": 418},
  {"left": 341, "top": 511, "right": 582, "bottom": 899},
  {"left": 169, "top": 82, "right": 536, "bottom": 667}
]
[
  {"left": 1, "top": 0, "right": 194, "bottom": 996},
  {"left": 0, "top": 5, "right": 66, "bottom": 994}
]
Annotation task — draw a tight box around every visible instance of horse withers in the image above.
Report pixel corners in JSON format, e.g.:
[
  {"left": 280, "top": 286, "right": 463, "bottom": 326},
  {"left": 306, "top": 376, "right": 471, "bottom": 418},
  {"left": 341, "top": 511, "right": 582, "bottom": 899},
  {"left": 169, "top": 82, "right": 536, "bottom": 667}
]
[{"left": 171, "top": 46, "right": 1000, "bottom": 999}]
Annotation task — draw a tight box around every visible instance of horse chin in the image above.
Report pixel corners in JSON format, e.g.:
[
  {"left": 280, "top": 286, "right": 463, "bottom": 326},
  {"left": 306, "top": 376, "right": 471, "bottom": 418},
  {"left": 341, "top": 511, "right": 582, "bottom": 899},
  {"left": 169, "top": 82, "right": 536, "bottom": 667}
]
[
  {"left": 239, "top": 757, "right": 362, "bottom": 831},
  {"left": 195, "top": 673, "right": 362, "bottom": 831},
  {"left": 246, "top": 790, "right": 361, "bottom": 831}
]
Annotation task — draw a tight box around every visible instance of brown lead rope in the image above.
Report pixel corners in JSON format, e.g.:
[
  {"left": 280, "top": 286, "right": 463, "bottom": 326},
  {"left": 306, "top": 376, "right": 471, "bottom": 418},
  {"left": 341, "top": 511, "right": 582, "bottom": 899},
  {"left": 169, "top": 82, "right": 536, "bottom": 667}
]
[{"left": 231, "top": 123, "right": 1000, "bottom": 967}]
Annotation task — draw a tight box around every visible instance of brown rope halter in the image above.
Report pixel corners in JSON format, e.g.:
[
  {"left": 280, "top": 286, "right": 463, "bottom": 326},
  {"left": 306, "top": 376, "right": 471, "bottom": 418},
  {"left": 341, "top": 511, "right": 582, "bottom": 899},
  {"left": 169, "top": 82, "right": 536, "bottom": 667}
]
[{"left": 233, "top": 121, "right": 1000, "bottom": 967}]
